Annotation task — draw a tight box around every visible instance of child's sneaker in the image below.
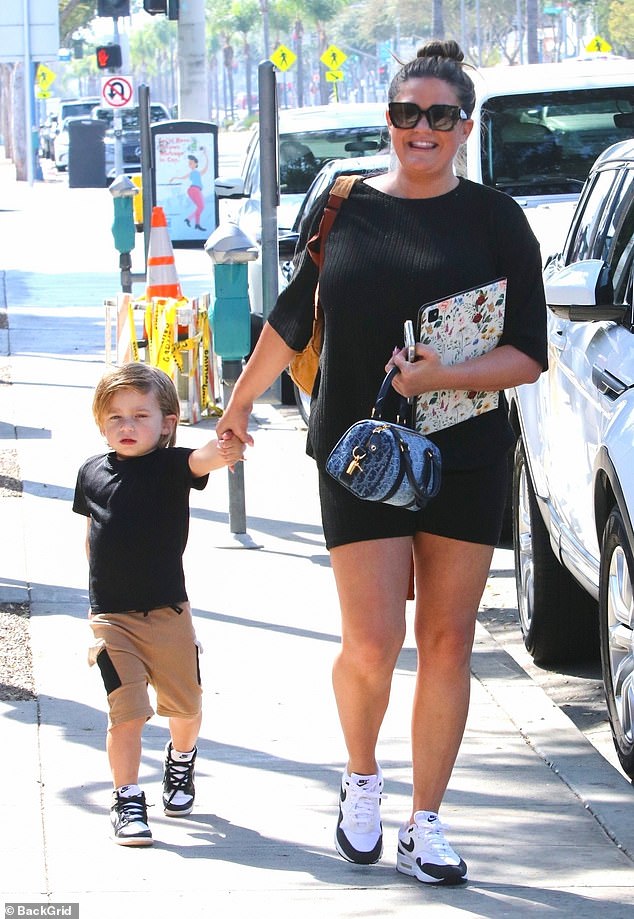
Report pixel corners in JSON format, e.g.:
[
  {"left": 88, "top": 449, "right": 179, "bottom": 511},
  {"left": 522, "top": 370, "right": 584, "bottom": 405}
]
[
  {"left": 396, "top": 811, "right": 467, "bottom": 885},
  {"left": 110, "top": 787, "right": 153, "bottom": 846},
  {"left": 335, "top": 769, "right": 384, "bottom": 865},
  {"left": 163, "top": 742, "right": 197, "bottom": 816}
]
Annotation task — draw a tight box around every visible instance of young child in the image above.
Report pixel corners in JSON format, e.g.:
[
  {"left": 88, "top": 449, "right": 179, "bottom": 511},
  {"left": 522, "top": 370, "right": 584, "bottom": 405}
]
[{"left": 73, "top": 362, "right": 245, "bottom": 846}]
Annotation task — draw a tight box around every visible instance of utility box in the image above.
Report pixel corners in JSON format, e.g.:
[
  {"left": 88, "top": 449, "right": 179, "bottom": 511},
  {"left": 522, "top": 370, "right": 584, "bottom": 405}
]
[{"left": 68, "top": 118, "right": 107, "bottom": 188}]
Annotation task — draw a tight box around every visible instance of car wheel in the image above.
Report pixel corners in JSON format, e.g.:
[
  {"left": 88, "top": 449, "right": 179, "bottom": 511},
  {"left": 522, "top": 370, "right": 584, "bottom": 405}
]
[
  {"left": 512, "top": 437, "right": 598, "bottom": 664},
  {"left": 599, "top": 506, "right": 634, "bottom": 780}
]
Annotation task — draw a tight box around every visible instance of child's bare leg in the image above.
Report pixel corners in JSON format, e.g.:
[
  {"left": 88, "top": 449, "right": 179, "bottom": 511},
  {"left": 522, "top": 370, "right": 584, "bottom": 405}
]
[
  {"left": 163, "top": 712, "right": 202, "bottom": 817},
  {"left": 169, "top": 712, "right": 202, "bottom": 753},
  {"left": 107, "top": 717, "right": 145, "bottom": 788}
]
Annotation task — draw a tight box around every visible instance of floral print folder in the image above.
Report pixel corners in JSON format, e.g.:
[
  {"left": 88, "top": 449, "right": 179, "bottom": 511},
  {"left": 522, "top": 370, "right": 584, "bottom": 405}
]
[{"left": 415, "top": 278, "right": 507, "bottom": 435}]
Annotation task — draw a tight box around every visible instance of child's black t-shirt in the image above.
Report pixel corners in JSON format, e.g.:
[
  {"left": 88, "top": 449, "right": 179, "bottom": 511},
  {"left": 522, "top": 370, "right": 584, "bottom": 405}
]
[{"left": 73, "top": 447, "right": 208, "bottom": 613}]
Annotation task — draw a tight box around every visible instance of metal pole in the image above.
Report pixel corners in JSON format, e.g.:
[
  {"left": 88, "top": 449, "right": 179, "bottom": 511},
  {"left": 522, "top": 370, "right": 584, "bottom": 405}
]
[
  {"left": 23, "top": 0, "right": 33, "bottom": 186},
  {"left": 221, "top": 361, "right": 247, "bottom": 534},
  {"left": 112, "top": 16, "right": 124, "bottom": 177},
  {"left": 138, "top": 84, "right": 153, "bottom": 264},
  {"left": 258, "top": 59, "right": 280, "bottom": 399}
]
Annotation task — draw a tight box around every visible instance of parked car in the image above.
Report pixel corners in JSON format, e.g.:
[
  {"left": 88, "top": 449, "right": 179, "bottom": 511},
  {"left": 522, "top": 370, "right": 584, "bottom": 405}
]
[
  {"left": 91, "top": 103, "right": 171, "bottom": 180},
  {"left": 464, "top": 58, "right": 634, "bottom": 262},
  {"left": 506, "top": 137, "right": 634, "bottom": 780},
  {"left": 44, "top": 97, "right": 101, "bottom": 162},
  {"left": 52, "top": 116, "right": 87, "bottom": 171},
  {"left": 215, "top": 103, "right": 390, "bottom": 317}
]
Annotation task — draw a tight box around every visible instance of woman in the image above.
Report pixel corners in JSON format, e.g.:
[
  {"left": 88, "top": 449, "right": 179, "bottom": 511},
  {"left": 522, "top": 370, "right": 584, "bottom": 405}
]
[{"left": 217, "top": 40, "right": 547, "bottom": 885}]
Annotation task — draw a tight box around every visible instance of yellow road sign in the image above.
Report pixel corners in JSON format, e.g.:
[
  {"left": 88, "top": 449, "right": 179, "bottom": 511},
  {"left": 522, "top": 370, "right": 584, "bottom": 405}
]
[
  {"left": 325, "top": 70, "right": 343, "bottom": 82},
  {"left": 271, "top": 45, "right": 297, "bottom": 71},
  {"left": 36, "top": 89, "right": 52, "bottom": 99},
  {"left": 321, "top": 45, "right": 347, "bottom": 70},
  {"left": 585, "top": 35, "right": 612, "bottom": 53},
  {"left": 36, "top": 63, "right": 56, "bottom": 91}
]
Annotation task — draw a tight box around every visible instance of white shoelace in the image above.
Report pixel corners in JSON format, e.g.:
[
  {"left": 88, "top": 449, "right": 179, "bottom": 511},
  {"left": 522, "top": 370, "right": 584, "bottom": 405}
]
[
  {"left": 410, "top": 819, "right": 456, "bottom": 859},
  {"left": 346, "top": 783, "right": 384, "bottom": 830}
]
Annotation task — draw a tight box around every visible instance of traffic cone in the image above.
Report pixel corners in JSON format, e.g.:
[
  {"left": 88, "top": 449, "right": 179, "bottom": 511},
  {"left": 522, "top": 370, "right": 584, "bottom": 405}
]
[{"left": 146, "top": 206, "right": 183, "bottom": 301}]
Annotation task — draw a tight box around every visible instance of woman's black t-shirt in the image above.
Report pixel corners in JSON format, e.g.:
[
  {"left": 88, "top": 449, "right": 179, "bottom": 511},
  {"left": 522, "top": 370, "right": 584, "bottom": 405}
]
[{"left": 268, "top": 177, "right": 548, "bottom": 470}]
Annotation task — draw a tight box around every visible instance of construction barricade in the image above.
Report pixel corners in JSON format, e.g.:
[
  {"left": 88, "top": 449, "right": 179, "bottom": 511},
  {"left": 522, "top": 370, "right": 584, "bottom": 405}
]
[
  {"left": 105, "top": 206, "right": 221, "bottom": 423},
  {"left": 105, "top": 293, "right": 221, "bottom": 424}
]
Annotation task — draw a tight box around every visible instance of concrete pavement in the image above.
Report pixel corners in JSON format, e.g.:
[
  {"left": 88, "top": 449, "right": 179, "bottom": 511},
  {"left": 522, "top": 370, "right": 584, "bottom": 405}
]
[{"left": 2, "top": 154, "right": 634, "bottom": 917}]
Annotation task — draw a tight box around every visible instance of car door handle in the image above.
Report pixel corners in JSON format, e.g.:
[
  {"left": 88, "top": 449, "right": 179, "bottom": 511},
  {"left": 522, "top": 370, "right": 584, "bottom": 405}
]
[
  {"left": 592, "top": 365, "right": 627, "bottom": 399},
  {"left": 549, "top": 329, "right": 565, "bottom": 351}
]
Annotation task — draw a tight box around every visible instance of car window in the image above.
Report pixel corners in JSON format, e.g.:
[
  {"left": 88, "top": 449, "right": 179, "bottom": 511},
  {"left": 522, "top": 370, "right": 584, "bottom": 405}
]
[
  {"left": 278, "top": 126, "right": 388, "bottom": 195},
  {"left": 564, "top": 169, "right": 621, "bottom": 263},
  {"left": 480, "top": 87, "right": 634, "bottom": 197},
  {"left": 242, "top": 131, "right": 261, "bottom": 196},
  {"left": 608, "top": 172, "right": 634, "bottom": 303}
]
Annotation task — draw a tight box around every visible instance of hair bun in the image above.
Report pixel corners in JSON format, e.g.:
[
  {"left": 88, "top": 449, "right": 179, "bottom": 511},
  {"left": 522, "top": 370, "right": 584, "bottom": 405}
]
[{"left": 417, "top": 40, "right": 464, "bottom": 64}]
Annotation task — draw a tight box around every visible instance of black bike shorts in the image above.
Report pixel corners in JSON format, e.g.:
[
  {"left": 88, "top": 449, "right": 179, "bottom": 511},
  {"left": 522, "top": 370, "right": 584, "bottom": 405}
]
[{"left": 319, "top": 453, "right": 509, "bottom": 550}]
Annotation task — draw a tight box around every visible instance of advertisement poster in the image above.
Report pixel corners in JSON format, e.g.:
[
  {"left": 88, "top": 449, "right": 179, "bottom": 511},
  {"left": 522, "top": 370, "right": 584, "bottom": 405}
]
[{"left": 152, "top": 121, "right": 219, "bottom": 247}]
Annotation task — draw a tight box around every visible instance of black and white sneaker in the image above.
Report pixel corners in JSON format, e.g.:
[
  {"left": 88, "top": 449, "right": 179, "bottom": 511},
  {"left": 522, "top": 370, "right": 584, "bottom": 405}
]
[
  {"left": 334, "top": 769, "right": 384, "bottom": 865},
  {"left": 162, "top": 742, "right": 197, "bottom": 816},
  {"left": 110, "top": 788, "right": 153, "bottom": 847},
  {"left": 397, "top": 811, "right": 467, "bottom": 885}
]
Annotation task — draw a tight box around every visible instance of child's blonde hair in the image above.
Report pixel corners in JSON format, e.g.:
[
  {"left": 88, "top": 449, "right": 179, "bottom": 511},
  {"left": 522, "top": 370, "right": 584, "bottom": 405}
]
[{"left": 93, "top": 363, "right": 180, "bottom": 448}]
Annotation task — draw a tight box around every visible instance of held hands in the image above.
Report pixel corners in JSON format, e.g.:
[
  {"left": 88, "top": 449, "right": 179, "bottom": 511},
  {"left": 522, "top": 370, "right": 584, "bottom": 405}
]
[
  {"left": 216, "top": 401, "right": 255, "bottom": 449},
  {"left": 218, "top": 431, "right": 246, "bottom": 470},
  {"left": 386, "top": 344, "right": 444, "bottom": 398}
]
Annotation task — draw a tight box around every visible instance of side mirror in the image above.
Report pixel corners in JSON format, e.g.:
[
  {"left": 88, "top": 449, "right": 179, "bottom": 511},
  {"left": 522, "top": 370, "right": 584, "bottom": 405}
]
[
  {"left": 214, "top": 176, "right": 246, "bottom": 200},
  {"left": 545, "top": 258, "right": 627, "bottom": 322}
]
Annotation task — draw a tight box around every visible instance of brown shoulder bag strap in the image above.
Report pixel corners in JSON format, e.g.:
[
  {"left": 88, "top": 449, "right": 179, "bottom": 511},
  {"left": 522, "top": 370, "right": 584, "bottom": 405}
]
[{"left": 306, "top": 174, "right": 361, "bottom": 270}]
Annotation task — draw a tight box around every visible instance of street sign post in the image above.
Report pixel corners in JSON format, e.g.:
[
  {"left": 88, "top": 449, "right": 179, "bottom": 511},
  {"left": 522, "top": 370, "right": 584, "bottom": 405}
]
[{"left": 320, "top": 45, "right": 347, "bottom": 100}]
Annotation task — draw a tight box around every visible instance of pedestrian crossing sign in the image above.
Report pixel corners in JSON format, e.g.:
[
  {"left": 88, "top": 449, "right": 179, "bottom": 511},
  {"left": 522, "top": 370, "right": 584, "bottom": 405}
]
[
  {"left": 585, "top": 35, "right": 612, "bottom": 53},
  {"left": 271, "top": 45, "right": 296, "bottom": 71},
  {"left": 321, "top": 45, "right": 347, "bottom": 71}
]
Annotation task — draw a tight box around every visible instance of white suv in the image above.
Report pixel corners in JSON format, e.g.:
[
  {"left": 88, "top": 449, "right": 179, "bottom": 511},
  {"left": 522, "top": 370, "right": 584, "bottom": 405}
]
[
  {"left": 463, "top": 58, "right": 634, "bottom": 261},
  {"left": 507, "top": 137, "right": 634, "bottom": 780}
]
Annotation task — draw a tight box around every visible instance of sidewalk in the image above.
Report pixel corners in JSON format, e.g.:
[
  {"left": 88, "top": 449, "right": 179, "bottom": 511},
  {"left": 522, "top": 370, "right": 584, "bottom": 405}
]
[{"left": 1, "top": 166, "right": 634, "bottom": 917}]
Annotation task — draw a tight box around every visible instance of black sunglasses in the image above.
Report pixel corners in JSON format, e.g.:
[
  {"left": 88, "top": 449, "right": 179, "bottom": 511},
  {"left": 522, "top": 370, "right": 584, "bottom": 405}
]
[{"left": 388, "top": 102, "right": 469, "bottom": 131}]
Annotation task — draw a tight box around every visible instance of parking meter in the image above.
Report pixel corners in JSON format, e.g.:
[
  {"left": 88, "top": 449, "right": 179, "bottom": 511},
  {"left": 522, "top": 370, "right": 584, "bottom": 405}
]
[
  {"left": 204, "top": 223, "right": 257, "bottom": 365},
  {"left": 109, "top": 175, "right": 138, "bottom": 293},
  {"left": 205, "top": 223, "right": 258, "bottom": 539}
]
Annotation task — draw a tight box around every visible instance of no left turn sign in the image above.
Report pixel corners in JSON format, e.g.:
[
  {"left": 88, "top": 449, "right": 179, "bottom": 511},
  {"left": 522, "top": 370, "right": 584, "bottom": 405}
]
[{"left": 101, "top": 75, "right": 134, "bottom": 109}]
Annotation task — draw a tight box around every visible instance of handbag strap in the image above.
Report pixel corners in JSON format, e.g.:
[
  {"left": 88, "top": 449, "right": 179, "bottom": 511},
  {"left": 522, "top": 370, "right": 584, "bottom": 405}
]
[
  {"left": 371, "top": 367, "right": 411, "bottom": 425},
  {"left": 393, "top": 429, "right": 441, "bottom": 507},
  {"left": 307, "top": 175, "right": 361, "bottom": 271}
]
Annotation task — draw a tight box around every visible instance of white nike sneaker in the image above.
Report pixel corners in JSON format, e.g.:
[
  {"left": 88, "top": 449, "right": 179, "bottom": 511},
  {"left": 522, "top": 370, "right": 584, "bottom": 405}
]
[
  {"left": 397, "top": 810, "right": 467, "bottom": 885},
  {"left": 334, "top": 769, "right": 384, "bottom": 865}
]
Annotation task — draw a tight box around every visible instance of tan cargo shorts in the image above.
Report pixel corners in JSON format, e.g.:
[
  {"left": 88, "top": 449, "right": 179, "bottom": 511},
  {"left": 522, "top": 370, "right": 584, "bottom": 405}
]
[{"left": 88, "top": 603, "right": 202, "bottom": 728}]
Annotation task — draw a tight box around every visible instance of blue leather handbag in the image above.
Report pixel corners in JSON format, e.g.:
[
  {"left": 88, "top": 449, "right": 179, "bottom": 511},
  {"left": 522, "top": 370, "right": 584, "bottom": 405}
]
[{"left": 326, "top": 368, "right": 442, "bottom": 511}]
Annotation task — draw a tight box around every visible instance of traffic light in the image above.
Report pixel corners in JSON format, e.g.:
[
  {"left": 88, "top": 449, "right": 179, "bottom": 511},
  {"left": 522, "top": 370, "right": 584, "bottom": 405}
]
[
  {"left": 143, "top": 0, "right": 179, "bottom": 18},
  {"left": 96, "top": 44, "right": 122, "bottom": 70},
  {"left": 97, "top": 1, "right": 130, "bottom": 16}
]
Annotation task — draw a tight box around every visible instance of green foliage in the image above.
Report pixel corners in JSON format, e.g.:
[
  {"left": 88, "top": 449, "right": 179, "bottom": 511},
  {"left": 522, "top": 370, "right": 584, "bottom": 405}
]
[
  {"left": 59, "top": 0, "right": 97, "bottom": 45},
  {"left": 608, "top": 0, "right": 634, "bottom": 55}
]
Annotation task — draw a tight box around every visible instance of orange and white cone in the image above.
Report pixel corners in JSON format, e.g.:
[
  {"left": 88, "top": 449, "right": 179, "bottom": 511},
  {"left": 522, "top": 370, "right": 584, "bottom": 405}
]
[{"left": 146, "top": 206, "right": 183, "bottom": 301}]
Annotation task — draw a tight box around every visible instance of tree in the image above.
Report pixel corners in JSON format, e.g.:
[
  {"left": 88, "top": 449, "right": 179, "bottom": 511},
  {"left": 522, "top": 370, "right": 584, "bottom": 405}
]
[
  {"left": 230, "top": 0, "right": 260, "bottom": 115},
  {"left": 608, "top": 0, "right": 634, "bottom": 55},
  {"left": 59, "top": 0, "right": 97, "bottom": 46}
]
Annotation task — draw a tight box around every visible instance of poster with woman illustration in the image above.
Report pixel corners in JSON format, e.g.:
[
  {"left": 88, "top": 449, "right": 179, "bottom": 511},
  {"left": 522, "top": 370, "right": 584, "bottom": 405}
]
[{"left": 152, "top": 122, "right": 219, "bottom": 246}]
